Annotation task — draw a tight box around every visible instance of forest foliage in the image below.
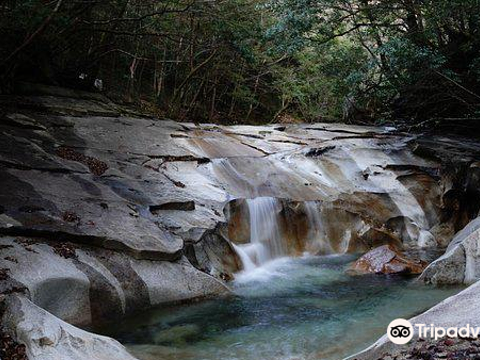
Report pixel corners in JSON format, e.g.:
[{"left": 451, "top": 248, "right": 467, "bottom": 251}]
[{"left": 1, "top": 0, "right": 479, "bottom": 125}]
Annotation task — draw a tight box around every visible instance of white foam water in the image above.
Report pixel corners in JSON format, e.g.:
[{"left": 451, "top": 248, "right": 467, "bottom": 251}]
[
  {"left": 233, "top": 197, "right": 287, "bottom": 270},
  {"left": 233, "top": 198, "right": 336, "bottom": 273},
  {"left": 304, "top": 200, "right": 334, "bottom": 254}
]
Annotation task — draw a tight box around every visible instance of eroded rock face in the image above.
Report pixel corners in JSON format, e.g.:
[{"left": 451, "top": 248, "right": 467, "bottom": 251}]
[
  {"left": 420, "top": 217, "right": 480, "bottom": 285},
  {"left": 217, "top": 143, "right": 480, "bottom": 265},
  {"left": 1, "top": 87, "right": 480, "bottom": 360},
  {"left": 1, "top": 89, "right": 477, "bottom": 275},
  {"left": 1, "top": 294, "right": 139, "bottom": 360},
  {"left": 0, "top": 237, "right": 228, "bottom": 327},
  {"left": 187, "top": 224, "right": 241, "bottom": 280},
  {"left": 349, "top": 245, "right": 427, "bottom": 275}
]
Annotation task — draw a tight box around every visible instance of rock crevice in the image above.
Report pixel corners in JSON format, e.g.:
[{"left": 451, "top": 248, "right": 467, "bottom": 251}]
[{"left": 1, "top": 88, "right": 480, "bottom": 360}]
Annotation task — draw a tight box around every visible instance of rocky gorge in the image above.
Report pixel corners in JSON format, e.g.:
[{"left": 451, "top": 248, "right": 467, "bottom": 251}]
[{"left": 1, "top": 84, "right": 480, "bottom": 360}]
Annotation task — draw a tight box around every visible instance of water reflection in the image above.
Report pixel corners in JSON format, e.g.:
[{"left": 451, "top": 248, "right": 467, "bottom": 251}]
[{"left": 101, "top": 254, "right": 462, "bottom": 360}]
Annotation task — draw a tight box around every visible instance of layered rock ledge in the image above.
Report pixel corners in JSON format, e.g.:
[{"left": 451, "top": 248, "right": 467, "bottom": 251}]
[{"left": 1, "top": 85, "right": 480, "bottom": 360}]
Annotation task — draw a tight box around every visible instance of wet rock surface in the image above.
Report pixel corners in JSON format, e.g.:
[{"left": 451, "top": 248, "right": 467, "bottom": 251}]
[
  {"left": 1, "top": 86, "right": 480, "bottom": 360},
  {"left": 349, "top": 245, "right": 427, "bottom": 275}
]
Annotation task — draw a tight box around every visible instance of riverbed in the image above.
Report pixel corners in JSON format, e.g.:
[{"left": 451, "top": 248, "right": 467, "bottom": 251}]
[{"left": 100, "top": 254, "right": 462, "bottom": 360}]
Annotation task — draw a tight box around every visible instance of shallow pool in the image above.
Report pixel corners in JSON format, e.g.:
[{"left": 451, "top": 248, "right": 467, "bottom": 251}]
[{"left": 101, "top": 254, "right": 462, "bottom": 360}]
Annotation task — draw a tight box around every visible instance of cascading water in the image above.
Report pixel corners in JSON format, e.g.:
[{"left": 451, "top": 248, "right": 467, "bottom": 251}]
[
  {"left": 248, "top": 197, "right": 286, "bottom": 261},
  {"left": 233, "top": 197, "right": 287, "bottom": 270},
  {"left": 96, "top": 126, "right": 471, "bottom": 360},
  {"left": 106, "top": 255, "right": 462, "bottom": 360},
  {"left": 304, "top": 201, "right": 334, "bottom": 254},
  {"left": 233, "top": 198, "right": 336, "bottom": 272},
  {"left": 231, "top": 243, "right": 257, "bottom": 272}
]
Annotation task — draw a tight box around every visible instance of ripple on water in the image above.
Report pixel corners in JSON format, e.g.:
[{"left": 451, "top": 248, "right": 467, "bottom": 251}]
[{"left": 99, "top": 254, "right": 463, "bottom": 360}]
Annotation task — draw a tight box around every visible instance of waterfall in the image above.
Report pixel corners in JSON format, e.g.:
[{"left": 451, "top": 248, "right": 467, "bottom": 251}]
[
  {"left": 232, "top": 198, "right": 332, "bottom": 272},
  {"left": 304, "top": 201, "right": 333, "bottom": 254},
  {"left": 248, "top": 197, "right": 286, "bottom": 262},
  {"left": 304, "top": 201, "right": 323, "bottom": 236},
  {"left": 234, "top": 197, "right": 287, "bottom": 270},
  {"left": 231, "top": 243, "right": 257, "bottom": 272}
]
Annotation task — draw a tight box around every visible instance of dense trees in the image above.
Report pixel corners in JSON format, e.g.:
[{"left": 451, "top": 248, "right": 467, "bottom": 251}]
[
  {"left": 1, "top": 0, "right": 479, "bottom": 125},
  {"left": 0, "top": 0, "right": 277, "bottom": 122},
  {"left": 267, "top": 0, "right": 480, "bottom": 124}
]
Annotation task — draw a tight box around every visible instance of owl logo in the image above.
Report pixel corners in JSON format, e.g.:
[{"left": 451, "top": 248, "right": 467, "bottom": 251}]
[{"left": 387, "top": 319, "right": 414, "bottom": 345}]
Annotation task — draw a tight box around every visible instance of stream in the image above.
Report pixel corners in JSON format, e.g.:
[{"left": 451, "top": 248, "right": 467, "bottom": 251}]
[{"left": 100, "top": 253, "right": 462, "bottom": 360}]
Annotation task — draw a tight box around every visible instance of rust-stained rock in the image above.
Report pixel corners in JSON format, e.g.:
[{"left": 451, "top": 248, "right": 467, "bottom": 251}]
[
  {"left": 2, "top": 87, "right": 480, "bottom": 360},
  {"left": 349, "top": 245, "right": 427, "bottom": 275},
  {"left": 225, "top": 199, "right": 251, "bottom": 245},
  {"left": 190, "top": 225, "right": 243, "bottom": 276}
]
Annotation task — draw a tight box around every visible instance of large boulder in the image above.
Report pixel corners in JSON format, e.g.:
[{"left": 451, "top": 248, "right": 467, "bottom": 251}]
[
  {"left": 420, "top": 216, "right": 480, "bottom": 285},
  {"left": 2, "top": 86, "right": 480, "bottom": 360},
  {"left": 0, "top": 236, "right": 228, "bottom": 327},
  {"left": 349, "top": 245, "right": 427, "bottom": 275},
  {"left": 0, "top": 89, "right": 471, "bottom": 273},
  {"left": 1, "top": 294, "right": 139, "bottom": 360}
]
